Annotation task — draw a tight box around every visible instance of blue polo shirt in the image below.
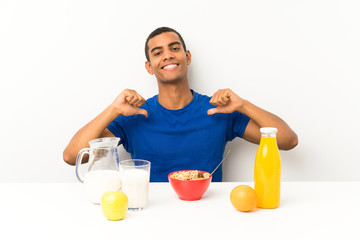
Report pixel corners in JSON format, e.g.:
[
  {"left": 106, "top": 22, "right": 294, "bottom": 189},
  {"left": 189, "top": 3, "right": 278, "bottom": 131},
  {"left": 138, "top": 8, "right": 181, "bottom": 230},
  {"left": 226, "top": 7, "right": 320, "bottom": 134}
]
[{"left": 107, "top": 90, "right": 250, "bottom": 182}]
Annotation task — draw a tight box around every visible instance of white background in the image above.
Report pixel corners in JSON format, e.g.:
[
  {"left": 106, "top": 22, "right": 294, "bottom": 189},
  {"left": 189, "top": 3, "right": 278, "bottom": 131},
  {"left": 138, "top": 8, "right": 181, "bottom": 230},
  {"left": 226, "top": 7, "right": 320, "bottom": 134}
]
[{"left": 1, "top": 0, "right": 359, "bottom": 182}]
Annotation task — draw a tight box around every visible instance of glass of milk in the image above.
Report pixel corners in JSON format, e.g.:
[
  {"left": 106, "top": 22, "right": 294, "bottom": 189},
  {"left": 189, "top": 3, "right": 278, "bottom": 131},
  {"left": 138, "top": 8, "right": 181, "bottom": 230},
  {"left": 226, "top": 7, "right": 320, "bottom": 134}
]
[{"left": 119, "top": 159, "right": 151, "bottom": 211}]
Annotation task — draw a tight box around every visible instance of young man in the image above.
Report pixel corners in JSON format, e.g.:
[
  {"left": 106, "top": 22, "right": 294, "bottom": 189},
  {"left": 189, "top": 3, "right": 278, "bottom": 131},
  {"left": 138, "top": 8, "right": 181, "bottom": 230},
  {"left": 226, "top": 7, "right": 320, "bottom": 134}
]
[{"left": 63, "top": 27, "right": 298, "bottom": 182}]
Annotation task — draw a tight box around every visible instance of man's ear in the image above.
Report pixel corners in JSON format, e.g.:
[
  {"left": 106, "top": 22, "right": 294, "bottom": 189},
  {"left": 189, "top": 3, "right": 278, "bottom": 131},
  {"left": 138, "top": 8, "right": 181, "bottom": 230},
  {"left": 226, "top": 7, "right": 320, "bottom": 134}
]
[
  {"left": 145, "top": 61, "right": 154, "bottom": 75},
  {"left": 186, "top": 50, "right": 191, "bottom": 65}
]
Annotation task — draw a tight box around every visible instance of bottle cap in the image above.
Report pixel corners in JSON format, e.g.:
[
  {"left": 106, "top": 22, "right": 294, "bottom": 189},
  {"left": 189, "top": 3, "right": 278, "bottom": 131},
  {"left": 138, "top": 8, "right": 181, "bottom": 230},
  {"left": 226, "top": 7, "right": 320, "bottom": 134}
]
[{"left": 260, "top": 127, "right": 278, "bottom": 134}]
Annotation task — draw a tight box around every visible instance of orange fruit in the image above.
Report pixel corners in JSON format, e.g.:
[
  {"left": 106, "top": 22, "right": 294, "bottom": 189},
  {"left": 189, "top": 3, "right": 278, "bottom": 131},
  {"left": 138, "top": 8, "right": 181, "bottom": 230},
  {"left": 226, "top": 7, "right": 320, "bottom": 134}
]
[{"left": 230, "top": 185, "right": 257, "bottom": 212}]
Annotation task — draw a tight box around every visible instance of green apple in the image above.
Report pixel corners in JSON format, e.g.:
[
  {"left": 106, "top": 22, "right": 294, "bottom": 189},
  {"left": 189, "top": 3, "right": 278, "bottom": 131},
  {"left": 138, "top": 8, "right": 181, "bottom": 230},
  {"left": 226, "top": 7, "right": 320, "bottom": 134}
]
[{"left": 101, "top": 191, "right": 128, "bottom": 221}]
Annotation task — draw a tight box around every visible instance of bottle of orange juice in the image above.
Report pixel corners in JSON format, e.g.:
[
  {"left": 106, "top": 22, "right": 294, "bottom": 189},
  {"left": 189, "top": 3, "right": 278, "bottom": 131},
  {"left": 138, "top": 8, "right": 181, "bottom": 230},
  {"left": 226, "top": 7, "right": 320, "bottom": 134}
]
[{"left": 254, "top": 127, "right": 281, "bottom": 208}]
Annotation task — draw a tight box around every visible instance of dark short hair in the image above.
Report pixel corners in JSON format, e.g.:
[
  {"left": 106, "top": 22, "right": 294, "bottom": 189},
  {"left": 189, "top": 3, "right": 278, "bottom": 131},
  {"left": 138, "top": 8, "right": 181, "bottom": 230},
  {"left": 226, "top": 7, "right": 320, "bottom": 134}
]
[{"left": 145, "top": 27, "right": 187, "bottom": 62}]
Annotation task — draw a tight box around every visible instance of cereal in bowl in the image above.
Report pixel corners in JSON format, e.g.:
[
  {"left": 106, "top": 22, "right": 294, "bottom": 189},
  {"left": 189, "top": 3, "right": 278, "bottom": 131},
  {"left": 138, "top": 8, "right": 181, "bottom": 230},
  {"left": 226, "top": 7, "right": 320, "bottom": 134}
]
[{"left": 170, "top": 170, "right": 211, "bottom": 180}]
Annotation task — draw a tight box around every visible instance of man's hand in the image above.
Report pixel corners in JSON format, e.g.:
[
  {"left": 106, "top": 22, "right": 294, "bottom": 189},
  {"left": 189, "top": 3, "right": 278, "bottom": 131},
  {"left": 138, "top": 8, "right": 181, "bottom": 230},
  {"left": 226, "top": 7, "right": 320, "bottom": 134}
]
[
  {"left": 207, "top": 88, "right": 244, "bottom": 115},
  {"left": 112, "top": 89, "right": 148, "bottom": 117}
]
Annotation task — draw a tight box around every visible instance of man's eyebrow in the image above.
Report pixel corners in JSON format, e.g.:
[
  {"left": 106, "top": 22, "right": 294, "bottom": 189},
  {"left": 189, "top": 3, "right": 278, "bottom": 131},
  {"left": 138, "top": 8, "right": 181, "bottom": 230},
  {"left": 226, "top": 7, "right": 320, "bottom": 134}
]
[
  {"left": 168, "top": 41, "right": 181, "bottom": 47},
  {"left": 151, "top": 46, "right": 162, "bottom": 53},
  {"left": 150, "top": 41, "right": 182, "bottom": 53}
]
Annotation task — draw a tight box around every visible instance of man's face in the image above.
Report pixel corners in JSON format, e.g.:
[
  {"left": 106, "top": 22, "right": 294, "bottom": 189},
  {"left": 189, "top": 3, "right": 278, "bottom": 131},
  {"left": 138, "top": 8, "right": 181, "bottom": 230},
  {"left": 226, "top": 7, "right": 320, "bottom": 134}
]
[{"left": 145, "top": 32, "right": 191, "bottom": 84}]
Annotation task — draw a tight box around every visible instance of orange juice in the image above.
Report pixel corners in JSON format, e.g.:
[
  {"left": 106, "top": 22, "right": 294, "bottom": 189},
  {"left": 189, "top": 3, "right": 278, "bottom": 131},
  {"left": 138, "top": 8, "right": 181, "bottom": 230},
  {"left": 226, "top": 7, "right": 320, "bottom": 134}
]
[{"left": 254, "top": 127, "right": 281, "bottom": 208}]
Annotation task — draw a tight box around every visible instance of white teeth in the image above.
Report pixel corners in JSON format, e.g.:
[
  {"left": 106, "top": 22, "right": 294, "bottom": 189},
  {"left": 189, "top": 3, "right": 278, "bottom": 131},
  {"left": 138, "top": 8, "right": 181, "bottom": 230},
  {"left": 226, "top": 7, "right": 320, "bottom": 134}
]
[{"left": 163, "top": 64, "right": 177, "bottom": 70}]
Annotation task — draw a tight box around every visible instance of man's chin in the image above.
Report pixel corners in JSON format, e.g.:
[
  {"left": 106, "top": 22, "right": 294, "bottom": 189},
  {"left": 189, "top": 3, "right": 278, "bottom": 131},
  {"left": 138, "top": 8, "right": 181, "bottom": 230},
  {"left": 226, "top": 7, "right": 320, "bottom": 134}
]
[{"left": 157, "top": 76, "right": 184, "bottom": 84}]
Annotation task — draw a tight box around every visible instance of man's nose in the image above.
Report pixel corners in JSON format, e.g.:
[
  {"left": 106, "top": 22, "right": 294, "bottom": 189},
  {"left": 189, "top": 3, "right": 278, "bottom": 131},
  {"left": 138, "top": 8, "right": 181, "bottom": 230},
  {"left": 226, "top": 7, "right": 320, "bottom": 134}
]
[{"left": 163, "top": 50, "right": 175, "bottom": 61}]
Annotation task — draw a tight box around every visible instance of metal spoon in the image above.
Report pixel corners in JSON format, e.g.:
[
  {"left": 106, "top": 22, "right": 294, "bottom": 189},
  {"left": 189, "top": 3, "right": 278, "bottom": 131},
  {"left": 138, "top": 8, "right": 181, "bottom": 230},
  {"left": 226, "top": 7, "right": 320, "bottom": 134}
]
[{"left": 211, "top": 149, "right": 231, "bottom": 175}]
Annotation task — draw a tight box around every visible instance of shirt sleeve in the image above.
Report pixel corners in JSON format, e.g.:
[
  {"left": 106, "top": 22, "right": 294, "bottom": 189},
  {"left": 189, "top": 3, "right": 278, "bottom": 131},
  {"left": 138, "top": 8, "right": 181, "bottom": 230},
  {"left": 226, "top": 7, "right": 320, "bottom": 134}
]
[
  {"left": 226, "top": 111, "right": 250, "bottom": 141},
  {"left": 107, "top": 116, "right": 128, "bottom": 148}
]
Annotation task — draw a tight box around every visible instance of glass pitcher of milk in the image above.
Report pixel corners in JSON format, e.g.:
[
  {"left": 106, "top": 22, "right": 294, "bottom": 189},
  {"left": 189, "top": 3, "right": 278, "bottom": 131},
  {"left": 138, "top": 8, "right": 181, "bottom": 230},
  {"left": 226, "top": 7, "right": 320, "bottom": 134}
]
[{"left": 75, "top": 137, "right": 122, "bottom": 204}]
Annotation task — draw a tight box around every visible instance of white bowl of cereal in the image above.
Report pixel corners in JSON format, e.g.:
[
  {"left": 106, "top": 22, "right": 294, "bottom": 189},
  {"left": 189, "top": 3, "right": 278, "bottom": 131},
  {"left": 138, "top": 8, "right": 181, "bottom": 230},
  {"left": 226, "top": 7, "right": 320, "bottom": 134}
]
[{"left": 168, "top": 170, "right": 212, "bottom": 201}]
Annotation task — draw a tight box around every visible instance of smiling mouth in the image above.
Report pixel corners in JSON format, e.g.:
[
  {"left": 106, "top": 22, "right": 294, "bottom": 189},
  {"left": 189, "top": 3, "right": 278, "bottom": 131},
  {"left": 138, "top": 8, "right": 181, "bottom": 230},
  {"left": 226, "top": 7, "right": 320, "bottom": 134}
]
[{"left": 161, "top": 63, "right": 179, "bottom": 70}]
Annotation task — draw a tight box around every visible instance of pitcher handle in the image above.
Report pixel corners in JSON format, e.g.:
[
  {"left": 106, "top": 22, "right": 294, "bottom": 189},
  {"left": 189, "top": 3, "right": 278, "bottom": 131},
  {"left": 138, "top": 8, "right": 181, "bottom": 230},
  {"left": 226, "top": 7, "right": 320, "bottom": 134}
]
[{"left": 75, "top": 148, "right": 90, "bottom": 183}]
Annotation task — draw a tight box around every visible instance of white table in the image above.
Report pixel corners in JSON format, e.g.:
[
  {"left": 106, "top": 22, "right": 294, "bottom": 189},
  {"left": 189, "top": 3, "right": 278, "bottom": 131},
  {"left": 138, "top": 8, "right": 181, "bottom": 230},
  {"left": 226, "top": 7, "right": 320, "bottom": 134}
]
[{"left": 1, "top": 182, "right": 359, "bottom": 239}]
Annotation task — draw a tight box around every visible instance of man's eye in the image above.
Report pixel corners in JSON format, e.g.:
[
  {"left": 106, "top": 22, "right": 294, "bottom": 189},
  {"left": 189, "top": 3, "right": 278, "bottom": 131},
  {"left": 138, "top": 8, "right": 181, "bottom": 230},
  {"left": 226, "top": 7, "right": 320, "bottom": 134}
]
[
  {"left": 154, "top": 52, "right": 161, "bottom": 56},
  {"left": 172, "top": 47, "right": 180, "bottom": 51}
]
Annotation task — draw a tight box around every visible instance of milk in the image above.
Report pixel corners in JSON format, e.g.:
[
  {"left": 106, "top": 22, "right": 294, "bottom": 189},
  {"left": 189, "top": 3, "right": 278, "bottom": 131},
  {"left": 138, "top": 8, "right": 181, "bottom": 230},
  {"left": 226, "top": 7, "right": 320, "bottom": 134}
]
[
  {"left": 83, "top": 170, "right": 122, "bottom": 204},
  {"left": 121, "top": 169, "right": 150, "bottom": 210}
]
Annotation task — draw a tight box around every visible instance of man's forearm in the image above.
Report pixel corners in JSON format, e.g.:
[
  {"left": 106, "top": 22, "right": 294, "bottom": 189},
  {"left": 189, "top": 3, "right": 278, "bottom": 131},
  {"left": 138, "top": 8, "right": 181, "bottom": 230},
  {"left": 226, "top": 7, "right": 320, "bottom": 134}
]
[
  {"left": 63, "top": 105, "right": 119, "bottom": 165},
  {"left": 240, "top": 100, "right": 298, "bottom": 150}
]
